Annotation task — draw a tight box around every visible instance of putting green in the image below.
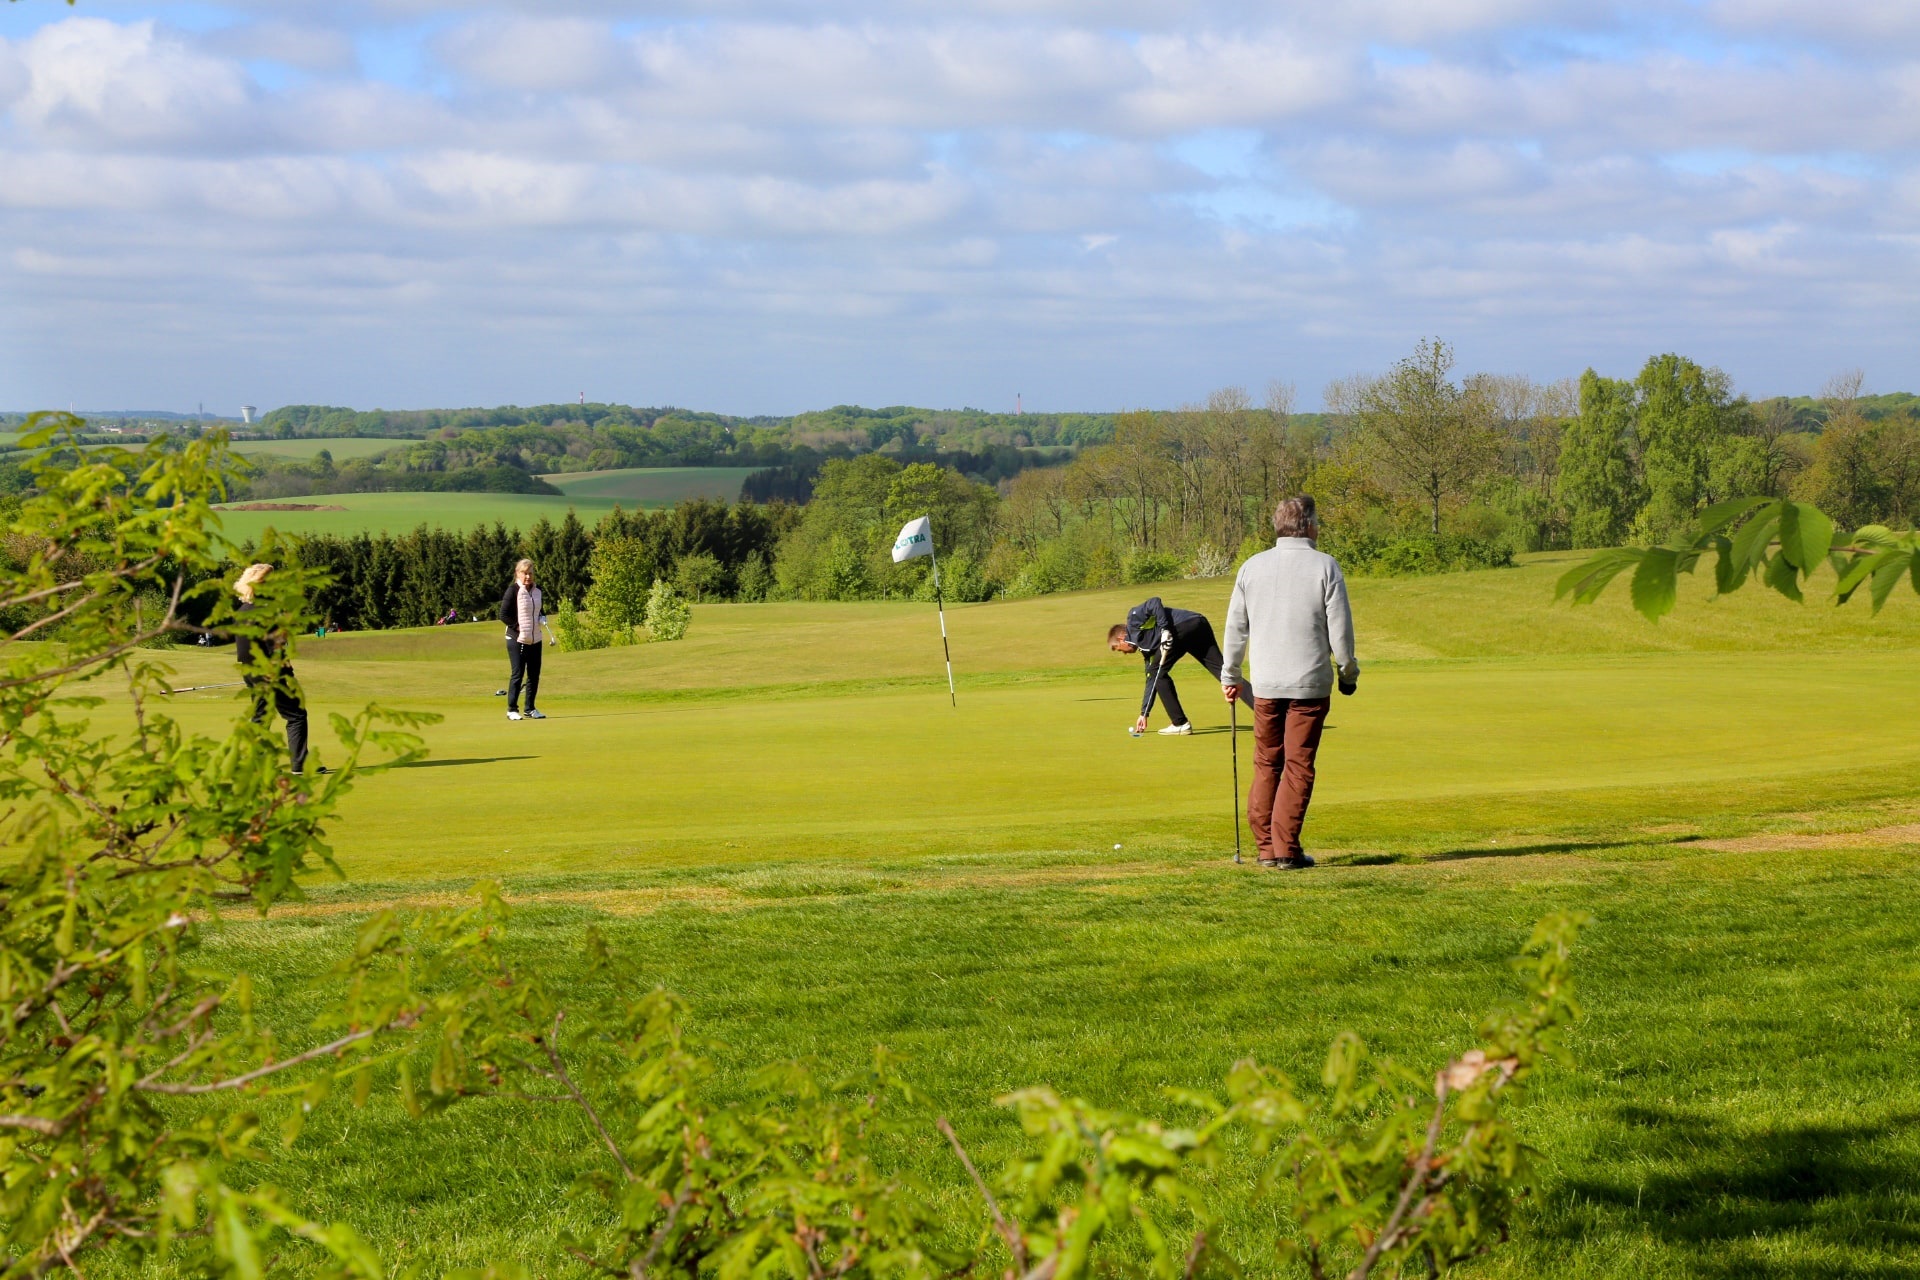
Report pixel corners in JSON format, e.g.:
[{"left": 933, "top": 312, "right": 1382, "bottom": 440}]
[{"left": 145, "top": 554, "right": 1920, "bottom": 879}]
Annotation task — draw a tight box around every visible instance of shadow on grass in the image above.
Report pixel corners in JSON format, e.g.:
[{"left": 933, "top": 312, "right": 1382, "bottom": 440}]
[
  {"left": 398, "top": 755, "right": 537, "bottom": 769},
  {"left": 1549, "top": 1103, "right": 1920, "bottom": 1277},
  {"left": 1424, "top": 835, "right": 1696, "bottom": 861}
]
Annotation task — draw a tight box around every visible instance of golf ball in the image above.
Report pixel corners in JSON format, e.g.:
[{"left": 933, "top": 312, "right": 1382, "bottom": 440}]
[{"left": 1113, "top": 843, "right": 1123, "bottom": 850}]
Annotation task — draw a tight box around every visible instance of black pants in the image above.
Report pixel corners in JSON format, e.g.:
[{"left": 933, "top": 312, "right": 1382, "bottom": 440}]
[
  {"left": 507, "top": 639, "right": 542, "bottom": 711},
  {"left": 247, "top": 670, "right": 309, "bottom": 773},
  {"left": 1147, "top": 619, "right": 1253, "bottom": 727}
]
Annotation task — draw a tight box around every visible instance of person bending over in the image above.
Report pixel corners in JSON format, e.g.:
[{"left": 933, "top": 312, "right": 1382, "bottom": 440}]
[
  {"left": 231, "top": 562, "right": 314, "bottom": 774},
  {"left": 1108, "top": 596, "right": 1253, "bottom": 736},
  {"left": 1220, "top": 496, "right": 1358, "bottom": 870},
  {"left": 498, "top": 558, "right": 549, "bottom": 720}
]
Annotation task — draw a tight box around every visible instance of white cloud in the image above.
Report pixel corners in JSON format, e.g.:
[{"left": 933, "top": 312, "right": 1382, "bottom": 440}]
[
  {"left": 0, "top": 6, "right": 1916, "bottom": 411},
  {"left": 16, "top": 19, "right": 261, "bottom": 151}
]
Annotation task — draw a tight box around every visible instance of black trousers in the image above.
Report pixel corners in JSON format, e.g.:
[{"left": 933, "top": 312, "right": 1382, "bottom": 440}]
[
  {"left": 507, "top": 639, "right": 543, "bottom": 711},
  {"left": 247, "top": 670, "right": 309, "bottom": 773},
  {"left": 1146, "top": 619, "right": 1253, "bottom": 727}
]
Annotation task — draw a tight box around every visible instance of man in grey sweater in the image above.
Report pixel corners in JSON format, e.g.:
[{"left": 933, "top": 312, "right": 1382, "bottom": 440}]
[{"left": 1220, "top": 495, "right": 1358, "bottom": 869}]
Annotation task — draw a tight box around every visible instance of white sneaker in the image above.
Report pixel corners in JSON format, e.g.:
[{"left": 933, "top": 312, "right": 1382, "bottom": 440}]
[
  {"left": 1158, "top": 723, "right": 1193, "bottom": 736},
  {"left": 525, "top": 709, "right": 546, "bottom": 719},
  {"left": 507, "top": 710, "right": 523, "bottom": 721}
]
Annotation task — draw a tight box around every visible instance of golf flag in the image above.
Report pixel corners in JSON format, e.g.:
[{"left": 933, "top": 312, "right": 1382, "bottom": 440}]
[
  {"left": 892, "top": 516, "right": 933, "bottom": 563},
  {"left": 891, "top": 515, "right": 955, "bottom": 706}
]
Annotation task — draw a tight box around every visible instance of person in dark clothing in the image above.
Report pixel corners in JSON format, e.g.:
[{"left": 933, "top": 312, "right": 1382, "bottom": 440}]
[
  {"left": 1107, "top": 596, "right": 1253, "bottom": 736},
  {"left": 232, "top": 562, "right": 311, "bottom": 774},
  {"left": 498, "top": 558, "right": 549, "bottom": 720}
]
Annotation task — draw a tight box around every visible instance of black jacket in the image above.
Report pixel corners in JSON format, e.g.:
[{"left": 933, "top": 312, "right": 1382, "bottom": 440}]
[
  {"left": 232, "top": 602, "right": 285, "bottom": 669},
  {"left": 1129, "top": 597, "right": 1208, "bottom": 716}
]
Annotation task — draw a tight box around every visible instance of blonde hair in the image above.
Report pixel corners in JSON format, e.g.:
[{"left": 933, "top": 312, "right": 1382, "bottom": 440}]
[
  {"left": 514, "top": 559, "right": 534, "bottom": 578},
  {"left": 233, "top": 562, "right": 274, "bottom": 603}
]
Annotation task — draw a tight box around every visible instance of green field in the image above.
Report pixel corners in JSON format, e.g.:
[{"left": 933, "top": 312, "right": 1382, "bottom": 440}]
[
  {"left": 541, "top": 464, "right": 761, "bottom": 504},
  {"left": 212, "top": 490, "right": 627, "bottom": 541},
  {"left": 230, "top": 436, "right": 402, "bottom": 460},
  {"left": 131, "top": 557, "right": 1920, "bottom": 1276}
]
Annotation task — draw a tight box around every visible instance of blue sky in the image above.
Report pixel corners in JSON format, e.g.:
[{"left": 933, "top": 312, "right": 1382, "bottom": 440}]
[{"left": 1, "top": 0, "right": 1916, "bottom": 415}]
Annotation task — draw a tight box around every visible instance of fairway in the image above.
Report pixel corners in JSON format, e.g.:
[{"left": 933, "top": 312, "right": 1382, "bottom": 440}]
[
  {"left": 541, "top": 464, "right": 761, "bottom": 504},
  {"left": 126, "top": 556, "right": 1920, "bottom": 1276},
  {"left": 211, "top": 490, "right": 627, "bottom": 540}
]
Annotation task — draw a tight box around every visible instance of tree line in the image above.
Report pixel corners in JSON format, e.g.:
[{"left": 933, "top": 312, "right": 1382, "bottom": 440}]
[{"left": 261, "top": 499, "right": 799, "bottom": 633}]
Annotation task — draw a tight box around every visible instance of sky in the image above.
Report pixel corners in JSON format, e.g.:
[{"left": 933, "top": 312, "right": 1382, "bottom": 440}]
[{"left": 1, "top": 0, "right": 1916, "bottom": 416}]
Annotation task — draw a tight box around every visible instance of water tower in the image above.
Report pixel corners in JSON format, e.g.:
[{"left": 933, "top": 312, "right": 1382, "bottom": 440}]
[{"left": 240, "top": 405, "right": 257, "bottom": 424}]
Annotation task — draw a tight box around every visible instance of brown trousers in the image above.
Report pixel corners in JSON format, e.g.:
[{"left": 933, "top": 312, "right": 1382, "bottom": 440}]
[{"left": 1249, "top": 697, "right": 1330, "bottom": 861}]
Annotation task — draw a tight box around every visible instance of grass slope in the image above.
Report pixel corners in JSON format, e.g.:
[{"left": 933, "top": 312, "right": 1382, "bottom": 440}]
[
  {"left": 116, "top": 556, "right": 1920, "bottom": 1277},
  {"left": 540, "top": 465, "right": 761, "bottom": 504},
  {"left": 211, "top": 491, "right": 626, "bottom": 541},
  {"left": 230, "top": 437, "right": 403, "bottom": 460}
]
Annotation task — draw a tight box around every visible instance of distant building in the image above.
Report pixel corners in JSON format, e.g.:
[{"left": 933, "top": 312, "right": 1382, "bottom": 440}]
[{"left": 240, "top": 405, "right": 257, "bottom": 424}]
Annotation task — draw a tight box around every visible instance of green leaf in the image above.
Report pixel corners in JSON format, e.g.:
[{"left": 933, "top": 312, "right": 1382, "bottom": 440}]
[
  {"left": 1871, "top": 551, "right": 1916, "bottom": 614},
  {"left": 1628, "top": 549, "right": 1680, "bottom": 622},
  {"left": 1554, "top": 549, "right": 1642, "bottom": 605},
  {"left": 1763, "top": 549, "right": 1804, "bottom": 603},
  {"left": 1779, "top": 501, "right": 1835, "bottom": 574},
  {"left": 1729, "top": 505, "right": 1782, "bottom": 580},
  {"left": 1694, "top": 496, "right": 1771, "bottom": 538}
]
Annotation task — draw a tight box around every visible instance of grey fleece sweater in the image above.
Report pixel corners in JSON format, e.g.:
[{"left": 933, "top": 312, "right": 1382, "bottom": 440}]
[{"left": 1221, "top": 537, "right": 1358, "bottom": 699}]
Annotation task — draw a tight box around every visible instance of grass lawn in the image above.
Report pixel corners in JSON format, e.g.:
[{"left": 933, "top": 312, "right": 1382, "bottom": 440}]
[
  {"left": 540, "top": 465, "right": 762, "bottom": 504},
  {"left": 211, "top": 491, "right": 628, "bottom": 541},
  {"left": 121, "top": 557, "right": 1920, "bottom": 1277}
]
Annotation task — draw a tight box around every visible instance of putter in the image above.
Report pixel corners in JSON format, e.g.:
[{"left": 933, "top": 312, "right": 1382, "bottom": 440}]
[
  {"left": 158, "top": 682, "right": 244, "bottom": 695},
  {"left": 1230, "top": 694, "right": 1243, "bottom": 864}
]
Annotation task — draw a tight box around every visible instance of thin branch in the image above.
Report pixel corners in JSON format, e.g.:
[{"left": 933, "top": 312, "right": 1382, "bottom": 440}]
[
  {"left": 938, "top": 1117, "right": 1024, "bottom": 1269},
  {"left": 0, "top": 1114, "right": 66, "bottom": 1136},
  {"left": 1348, "top": 1078, "right": 1450, "bottom": 1280},
  {"left": 541, "top": 1012, "right": 636, "bottom": 1182},
  {"left": 1182, "top": 1230, "right": 1207, "bottom": 1280},
  {"left": 136, "top": 1026, "right": 378, "bottom": 1095}
]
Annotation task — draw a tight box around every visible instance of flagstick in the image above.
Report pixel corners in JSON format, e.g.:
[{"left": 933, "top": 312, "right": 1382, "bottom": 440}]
[{"left": 930, "top": 535, "right": 956, "bottom": 707}]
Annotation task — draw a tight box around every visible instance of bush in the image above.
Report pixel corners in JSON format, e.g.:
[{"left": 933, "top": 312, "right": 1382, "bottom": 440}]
[
  {"left": 734, "top": 552, "right": 775, "bottom": 602},
  {"left": 673, "top": 550, "right": 727, "bottom": 601},
  {"left": 549, "top": 596, "right": 614, "bottom": 651},
  {"left": 585, "top": 535, "right": 653, "bottom": 641},
  {"left": 1187, "top": 540, "right": 1233, "bottom": 578},
  {"left": 645, "top": 578, "right": 691, "bottom": 641},
  {"left": 1123, "top": 548, "right": 1183, "bottom": 583}
]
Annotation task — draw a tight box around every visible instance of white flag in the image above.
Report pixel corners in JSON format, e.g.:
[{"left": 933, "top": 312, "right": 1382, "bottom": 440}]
[{"left": 891, "top": 516, "right": 933, "bottom": 563}]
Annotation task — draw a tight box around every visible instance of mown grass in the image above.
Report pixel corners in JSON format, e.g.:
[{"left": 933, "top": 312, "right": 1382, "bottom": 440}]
[
  {"left": 539, "top": 465, "right": 761, "bottom": 505},
  {"left": 211, "top": 491, "right": 630, "bottom": 541},
  {"left": 114, "top": 556, "right": 1920, "bottom": 1276}
]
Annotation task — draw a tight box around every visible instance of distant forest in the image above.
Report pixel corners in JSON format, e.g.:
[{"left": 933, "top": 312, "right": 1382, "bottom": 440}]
[{"left": 5, "top": 360, "right": 1918, "bottom": 614}]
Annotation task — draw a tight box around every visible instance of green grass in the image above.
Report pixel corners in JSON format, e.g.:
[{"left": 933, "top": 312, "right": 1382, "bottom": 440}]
[
  {"left": 118, "top": 557, "right": 1920, "bottom": 1276},
  {"left": 211, "top": 491, "right": 628, "bottom": 541},
  {"left": 540, "top": 465, "right": 762, "bottom": 504},
  {"left": 230, "top": 437, "right": 404, "bottom": 461}
]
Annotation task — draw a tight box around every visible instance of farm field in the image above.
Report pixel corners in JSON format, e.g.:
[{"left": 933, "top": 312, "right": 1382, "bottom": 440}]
[
  {"left": 540, "top": 464, "right": 761, "bottom": 504},
  {"left": 125, "top": 557, "right": 1920, "bottom": 1277},
  {"left": 230, "top": 436, "right": 402, "bottom": 460},
  {"left": 211, "top": 490, "right": 628, "bottom": 541}
]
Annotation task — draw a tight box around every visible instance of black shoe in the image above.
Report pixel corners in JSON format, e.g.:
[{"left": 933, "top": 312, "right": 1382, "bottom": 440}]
[{"left": 1260, "top": 854, "right": 1315, "bottom": 870}]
